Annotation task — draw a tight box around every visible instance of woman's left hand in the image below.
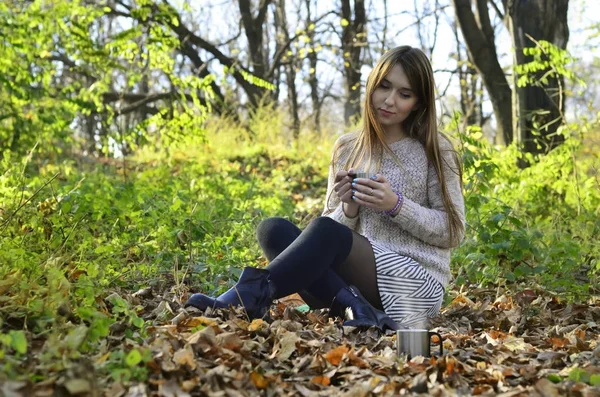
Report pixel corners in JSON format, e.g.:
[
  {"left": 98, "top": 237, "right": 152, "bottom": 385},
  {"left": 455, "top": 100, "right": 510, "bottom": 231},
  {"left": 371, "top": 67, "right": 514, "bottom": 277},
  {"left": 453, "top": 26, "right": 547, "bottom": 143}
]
[{"left": 350, "top": 174, "right": 399, "bottom": 213}]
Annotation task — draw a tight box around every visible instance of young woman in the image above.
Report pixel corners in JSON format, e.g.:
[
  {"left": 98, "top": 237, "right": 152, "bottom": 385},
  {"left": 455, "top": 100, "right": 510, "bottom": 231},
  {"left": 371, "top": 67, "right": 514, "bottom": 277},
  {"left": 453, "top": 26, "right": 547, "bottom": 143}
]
[{"left": 186, "top": 46, "right": 465, "bottom": 330}]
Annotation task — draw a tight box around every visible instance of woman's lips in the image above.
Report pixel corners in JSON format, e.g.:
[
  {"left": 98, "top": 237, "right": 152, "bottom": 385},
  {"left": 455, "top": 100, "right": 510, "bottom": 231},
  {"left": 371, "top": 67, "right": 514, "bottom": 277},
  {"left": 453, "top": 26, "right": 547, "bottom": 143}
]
[{"left": 379, "top": 108, "right": 395, "bottom": 117}]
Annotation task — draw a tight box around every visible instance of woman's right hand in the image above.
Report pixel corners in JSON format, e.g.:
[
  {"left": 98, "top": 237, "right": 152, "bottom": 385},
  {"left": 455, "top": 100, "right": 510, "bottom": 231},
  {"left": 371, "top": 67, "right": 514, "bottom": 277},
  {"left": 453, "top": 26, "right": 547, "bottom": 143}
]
[
  {"left": 334, "top": 169, "right": 360, "bottom": 217},
  {"left": 333, "top": 169, "right": 355, "bottom": 204}
]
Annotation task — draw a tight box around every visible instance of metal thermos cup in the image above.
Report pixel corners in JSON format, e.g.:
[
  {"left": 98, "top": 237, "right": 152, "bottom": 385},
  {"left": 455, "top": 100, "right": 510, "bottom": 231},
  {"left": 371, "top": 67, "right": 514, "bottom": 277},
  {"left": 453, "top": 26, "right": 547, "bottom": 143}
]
[{"left": 396, "top": 329, "right": 443, "bottom": 358}]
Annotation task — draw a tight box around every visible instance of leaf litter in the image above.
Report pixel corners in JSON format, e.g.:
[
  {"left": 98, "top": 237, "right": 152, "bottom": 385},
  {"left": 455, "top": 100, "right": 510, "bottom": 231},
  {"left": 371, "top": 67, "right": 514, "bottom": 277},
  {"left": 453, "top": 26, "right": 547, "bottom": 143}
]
[{"left": 2, "top": 286, "right": 600, "bottom": 396}]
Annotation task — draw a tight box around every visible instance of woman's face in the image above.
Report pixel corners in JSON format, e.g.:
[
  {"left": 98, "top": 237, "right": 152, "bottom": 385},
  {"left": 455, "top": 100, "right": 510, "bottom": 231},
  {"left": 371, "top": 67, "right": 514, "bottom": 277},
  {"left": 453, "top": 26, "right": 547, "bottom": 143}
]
[{"left": 371, "top": 63, "right": 420, "bottom": 134}]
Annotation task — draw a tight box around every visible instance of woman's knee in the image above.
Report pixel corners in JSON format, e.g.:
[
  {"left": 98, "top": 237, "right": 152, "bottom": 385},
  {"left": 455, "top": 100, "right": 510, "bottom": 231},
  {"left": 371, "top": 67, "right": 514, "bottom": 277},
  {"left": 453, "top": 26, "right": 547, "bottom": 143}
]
[
  {"left": 256, "top": 217, "right": 299, "bottom": 242},
  {"left": 307, "top": 216, "right": 344, "bottom": 234}
]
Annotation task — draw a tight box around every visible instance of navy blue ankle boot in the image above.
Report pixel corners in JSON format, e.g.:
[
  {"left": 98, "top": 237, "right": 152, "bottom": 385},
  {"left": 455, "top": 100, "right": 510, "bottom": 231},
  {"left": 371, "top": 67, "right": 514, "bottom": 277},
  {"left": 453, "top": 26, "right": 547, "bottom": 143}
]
[
  {"left": 185, "top": 267, "right": 272, "bottom": 319},
  {"left": 330, "top": 285, "right": 400, "bottom": 331}
]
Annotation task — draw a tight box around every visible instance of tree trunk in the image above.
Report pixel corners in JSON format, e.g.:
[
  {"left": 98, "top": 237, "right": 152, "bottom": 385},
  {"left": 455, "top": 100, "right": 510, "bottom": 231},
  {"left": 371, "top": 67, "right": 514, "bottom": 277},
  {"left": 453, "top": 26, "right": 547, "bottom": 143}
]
[
  {"left": 341, "top": 0, "right": 366, "bottom": 126},
  {"left": 275, "top": 0, "right": 300, "bottom": 138},
  {"left": 453, "top": 20, "right": 481, "bottom": 128},
  {"left": 452, "top": 0, "right": 513, "bottom": 145},
  {"left": 238, "top": 0, "right": 271, "bottom": 78},
  {"left": 506, "top": 0, "right": 569, "bottom": 155},
  {"left": 305, "top": 0, "right": 321, "bottom": 133}
]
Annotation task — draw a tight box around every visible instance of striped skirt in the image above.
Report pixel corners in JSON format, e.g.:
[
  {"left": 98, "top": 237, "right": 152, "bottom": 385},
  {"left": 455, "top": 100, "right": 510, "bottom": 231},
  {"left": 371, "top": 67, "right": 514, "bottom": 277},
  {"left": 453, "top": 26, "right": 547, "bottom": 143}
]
[{"left": 371, "top": 241, "right": 445, "bottom": 328}]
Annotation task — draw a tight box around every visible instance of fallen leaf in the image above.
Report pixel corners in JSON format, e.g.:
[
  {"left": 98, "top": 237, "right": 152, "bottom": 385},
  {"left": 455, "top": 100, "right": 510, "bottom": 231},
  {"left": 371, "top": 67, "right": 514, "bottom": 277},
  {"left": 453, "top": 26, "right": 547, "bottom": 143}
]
[
  {"left": 65, "top": 325, "right": 88, "bottom": 351},
  {"left": 182, "top": 316, "right": 217, "bottom": 328},
  {"left": 250, "top": 371, "right": 269, "bottom": 389},
  {"left": 173, "top": 346, "right": 196, "bottom": 370},
  {"left": 503, "top": 336, "right": 532, "bottom": 352},
  {"left": 311, "top": 376, "right": 331, "bottom": 386},
  {"left": 159, "top": 378, "right": 190, "bottom": 397},
  {"left": 325, "top": 345, "right": 349, "bottom": 366},
  {"left": 493, "top": 295, "right": 515, "bottom": 310},
  {"left": 448, "top": 294, "right": 475, "bottom": 307},
  {"left": 215, "top": 332, "right": 243, "bottom": 352},
  {"left": 537, "top": 351, "right": 567, "bottom": 361},
  {"left": 309, "top": 353, "right": 327, "bottom": 371},
  {"left": 489, "top": 329, "right": 507, "bottom": 340},
  {"left": 1, "top": 381, "right": 27, "bottom": 397},
  {"left": 535, "top": 378, "right": 560, "bottom": 397},
  {"left": 515, "top": 289, "right": 537, "bottom": 305},
  {"left": 125, "top": 384, "right": 148, "bottom": 397},
  {"left": 273, "top": 330, "right": 300, "bottom": 361},
  {"left": 549, "top": 337, "right": 568, "bottom": 349},
  {"left": 95, "top": 352, "right": 111, "bottom": 364},
  {"left": 151, "top": 301, "right": 174, "bottom": 322},
  {"left": 348, "top": 348, "right": 370, "bottom": 369},
  {"left": 446, "top": 356, "right": 457, "bottom": 375},
  {"left": 171, "top": 311, "right": 188, "bottom": 326},
  {"left": 472, "top": 385, "right": 494, "bottom": 395},
  {"left": 187, "top": 325, "right": 217, "bottom": 346},
  {"left": 181, "top": 379, "right": 199, "bottom": 392},
  {"left": 64, "top": 379, "right": 91, "bottom": 395},
  {"left": 248, "top": 319, "right": 265, "bottom": 331}
]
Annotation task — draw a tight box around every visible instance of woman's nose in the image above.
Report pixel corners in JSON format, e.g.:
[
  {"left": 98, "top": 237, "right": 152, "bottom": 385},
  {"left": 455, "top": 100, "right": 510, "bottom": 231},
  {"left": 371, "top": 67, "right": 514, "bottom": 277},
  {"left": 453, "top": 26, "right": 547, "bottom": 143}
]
[{"left": 384, "top": 91, "right": 395, "bottom": 105}]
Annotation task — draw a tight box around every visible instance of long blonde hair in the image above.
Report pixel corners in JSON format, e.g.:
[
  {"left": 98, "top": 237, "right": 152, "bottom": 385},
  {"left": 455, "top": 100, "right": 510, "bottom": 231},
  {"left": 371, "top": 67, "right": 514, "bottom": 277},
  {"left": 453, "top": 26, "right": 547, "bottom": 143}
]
[{"left": 328, "top": 46, "right": 464, "bottom": 243}]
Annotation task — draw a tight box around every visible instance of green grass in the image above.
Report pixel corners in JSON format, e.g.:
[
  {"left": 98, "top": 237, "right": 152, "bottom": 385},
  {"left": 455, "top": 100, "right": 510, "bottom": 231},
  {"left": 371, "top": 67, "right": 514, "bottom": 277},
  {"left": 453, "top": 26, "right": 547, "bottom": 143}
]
[{"left": 0, "top": 109, "right": 599, "bottom": 382}]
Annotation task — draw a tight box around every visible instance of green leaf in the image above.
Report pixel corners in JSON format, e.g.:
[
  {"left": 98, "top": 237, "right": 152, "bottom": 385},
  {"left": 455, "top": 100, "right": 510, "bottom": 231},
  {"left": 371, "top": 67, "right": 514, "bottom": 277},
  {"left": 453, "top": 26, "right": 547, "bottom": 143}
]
[
  {"left": 132, "top": 316, "right": 145, "bottom": 329},
  {"left": 491, "top": 241, "right": 511, "bottom": 250},
  {"left": 547, "top": 374, "right": 562, "bottom": 383},
  {"left": 340, "top": 18, "right": 349, "bottom": 27},
  {"left": 10, "top": 331, "right": 27, "bottom": 355},
  {"left": 65, "top": 325, "right": 89, "bottom": 351},
  {"left": 590, "top": 374, "right": 600, "bottom": 386},
  {"left": 110, "top": 368, "right": 132, "bottom": 382},
  {"left": 125, "top": 349, "right": 142, "bottom": 367},
  {"left": 568, "top": 367, "right": 590, "bottom": 383}
]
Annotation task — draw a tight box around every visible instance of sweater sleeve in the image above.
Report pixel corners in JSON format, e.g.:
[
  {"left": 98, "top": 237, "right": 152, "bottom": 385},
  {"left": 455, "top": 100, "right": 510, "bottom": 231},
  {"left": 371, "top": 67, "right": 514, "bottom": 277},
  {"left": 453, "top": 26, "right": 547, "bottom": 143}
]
[
  {"left": 322, "top": 135, "right": 359, "bottom": 230},
  {"left": 391, "top": 140, "right": 466, "bottom": 248}
]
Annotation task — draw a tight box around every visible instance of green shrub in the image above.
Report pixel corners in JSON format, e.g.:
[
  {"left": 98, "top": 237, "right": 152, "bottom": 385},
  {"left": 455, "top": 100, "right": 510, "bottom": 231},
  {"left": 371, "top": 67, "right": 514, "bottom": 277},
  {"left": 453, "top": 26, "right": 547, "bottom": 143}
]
[{"left": 449, "top": 114, "right": 600, "bottom": 298}]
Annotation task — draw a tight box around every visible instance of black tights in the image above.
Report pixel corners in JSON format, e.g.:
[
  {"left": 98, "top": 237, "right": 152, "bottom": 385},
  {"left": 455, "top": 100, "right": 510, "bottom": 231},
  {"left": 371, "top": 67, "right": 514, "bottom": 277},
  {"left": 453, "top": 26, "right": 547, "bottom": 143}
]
[{"left": 256, "top": 217, "right": 383, "bottom": 310}]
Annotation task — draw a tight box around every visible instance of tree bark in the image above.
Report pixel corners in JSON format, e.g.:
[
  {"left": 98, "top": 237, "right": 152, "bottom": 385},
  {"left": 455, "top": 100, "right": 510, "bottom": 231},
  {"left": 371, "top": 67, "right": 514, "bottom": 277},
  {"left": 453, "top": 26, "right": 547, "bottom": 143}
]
[
  {"left": 238, "top": 0, "right": 272, "bottom": 78},
  {"left": 275, "top": 0, "right": 300, "bottom": 138},
  {"left": 506, "top": 0, "right": 570, "bottom": 155},
  {"left": 453, "top": 20, "right": 481, "bottom": 128},
  {"left": 341, "top": 0, "right": 366, "bottom": 126},
  {"left": 305, "top": 0, "right": 321, "bottom": 133},
  {"left": 452, "top": 0, "right": 513, "bottom": 145}
]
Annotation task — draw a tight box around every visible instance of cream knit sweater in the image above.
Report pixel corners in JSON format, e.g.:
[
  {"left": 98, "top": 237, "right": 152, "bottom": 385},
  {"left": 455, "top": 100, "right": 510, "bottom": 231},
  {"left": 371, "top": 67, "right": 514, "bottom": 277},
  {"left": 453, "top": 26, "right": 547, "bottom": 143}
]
[{"left": 323, "top": 133, "right": 466, "bottom": 287}]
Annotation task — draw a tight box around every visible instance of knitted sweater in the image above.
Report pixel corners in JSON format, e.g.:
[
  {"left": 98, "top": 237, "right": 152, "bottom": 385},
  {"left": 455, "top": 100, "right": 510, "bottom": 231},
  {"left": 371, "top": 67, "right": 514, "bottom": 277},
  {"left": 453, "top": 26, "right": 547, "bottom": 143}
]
[{"left": 323, "top": 133, "right": 466, "bottom": 287}]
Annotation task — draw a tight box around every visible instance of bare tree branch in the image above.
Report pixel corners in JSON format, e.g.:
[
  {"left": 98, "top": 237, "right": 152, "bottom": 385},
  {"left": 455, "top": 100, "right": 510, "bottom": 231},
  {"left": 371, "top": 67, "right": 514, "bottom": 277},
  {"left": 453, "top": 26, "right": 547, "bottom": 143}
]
[
  {"left": 266, "top": 10, "right": 336, "bottom": 79},
  {"left": 102, "top": 91, "right": 206, "bottom": 116},
  {"left": 488, "top": 0, "right": 505, "bottom": 21}
]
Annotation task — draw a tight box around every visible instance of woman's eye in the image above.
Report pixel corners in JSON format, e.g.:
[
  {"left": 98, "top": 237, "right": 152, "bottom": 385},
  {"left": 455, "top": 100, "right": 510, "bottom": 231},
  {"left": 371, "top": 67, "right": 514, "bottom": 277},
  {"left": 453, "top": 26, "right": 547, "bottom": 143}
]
[{"left": 399, "top": 92, "right": 411, "bottom": 98}]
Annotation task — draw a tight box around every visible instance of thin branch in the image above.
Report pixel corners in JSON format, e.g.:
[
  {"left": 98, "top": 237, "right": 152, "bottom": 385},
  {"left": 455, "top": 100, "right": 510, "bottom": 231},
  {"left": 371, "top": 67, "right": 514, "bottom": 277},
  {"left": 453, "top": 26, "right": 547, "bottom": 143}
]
[
  {"left": 257, "top": 0, "right": 273, "bottom": 25},
  {"left": 266, "top": 10, "right": 336, "bottom": 79},
  {"left": 488, "top": 0, "right": 505, "bottom": 20},
  {"left": 102, "top": 91, "right": 205, "bottom": 116}
]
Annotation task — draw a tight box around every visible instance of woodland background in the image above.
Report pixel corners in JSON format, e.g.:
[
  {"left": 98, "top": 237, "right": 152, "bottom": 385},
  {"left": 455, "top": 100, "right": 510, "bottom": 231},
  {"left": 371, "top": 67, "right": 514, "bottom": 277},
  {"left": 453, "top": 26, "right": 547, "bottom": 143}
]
[{"left": 1, "top": 0, "right": 599, "bottom": 395}]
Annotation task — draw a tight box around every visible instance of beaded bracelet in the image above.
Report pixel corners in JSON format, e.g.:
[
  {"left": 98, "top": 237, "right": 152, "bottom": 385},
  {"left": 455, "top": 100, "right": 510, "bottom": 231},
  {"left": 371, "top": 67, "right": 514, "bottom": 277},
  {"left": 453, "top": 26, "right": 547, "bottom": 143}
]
[{"left": 384, "top": 191, "right": 403, "bottom": 216}]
